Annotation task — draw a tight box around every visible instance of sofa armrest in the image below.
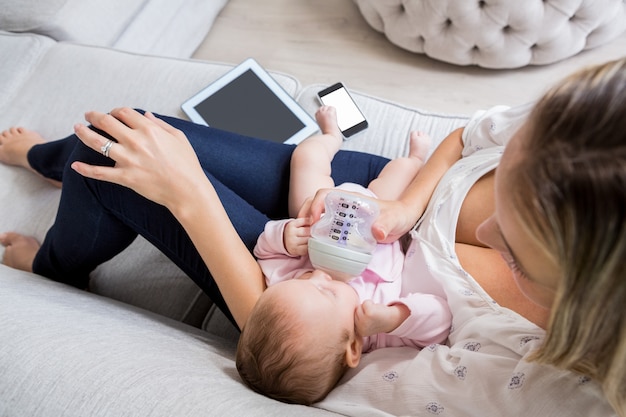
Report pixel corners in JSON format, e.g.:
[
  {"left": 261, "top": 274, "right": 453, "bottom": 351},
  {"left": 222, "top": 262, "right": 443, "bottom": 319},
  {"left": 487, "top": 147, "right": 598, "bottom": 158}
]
[
  {"left": 0, "top": 0, "right": 229, "bottom": 58},
  {"left": 0, "top": 0, "right": 145, "bottom": 46}
]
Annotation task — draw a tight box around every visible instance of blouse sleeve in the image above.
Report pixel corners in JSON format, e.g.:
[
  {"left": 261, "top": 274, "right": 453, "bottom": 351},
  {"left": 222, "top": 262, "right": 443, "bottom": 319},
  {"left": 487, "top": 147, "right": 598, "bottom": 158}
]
[{"left": 461, "top": 102, "right": 534, "bottom": 157}]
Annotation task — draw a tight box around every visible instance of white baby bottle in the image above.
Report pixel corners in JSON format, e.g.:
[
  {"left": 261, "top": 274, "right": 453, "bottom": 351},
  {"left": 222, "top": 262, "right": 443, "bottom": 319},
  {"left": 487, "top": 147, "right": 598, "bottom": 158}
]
[{"left": 307, "top": 191, "right": 379, "bottom": 281}]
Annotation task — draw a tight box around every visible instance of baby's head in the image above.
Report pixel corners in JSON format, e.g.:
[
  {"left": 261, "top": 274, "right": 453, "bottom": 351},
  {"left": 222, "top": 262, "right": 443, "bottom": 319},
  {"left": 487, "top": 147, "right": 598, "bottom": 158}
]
[{"left": 236, "top": 270, "right": 363, "bottom": 405}]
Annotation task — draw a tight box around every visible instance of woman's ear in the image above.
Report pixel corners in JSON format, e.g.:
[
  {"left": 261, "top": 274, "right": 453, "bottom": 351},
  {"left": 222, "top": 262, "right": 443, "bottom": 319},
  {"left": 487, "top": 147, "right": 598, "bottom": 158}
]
[{"left": 345, "top": 336, "right": 363, "bottom": 368}]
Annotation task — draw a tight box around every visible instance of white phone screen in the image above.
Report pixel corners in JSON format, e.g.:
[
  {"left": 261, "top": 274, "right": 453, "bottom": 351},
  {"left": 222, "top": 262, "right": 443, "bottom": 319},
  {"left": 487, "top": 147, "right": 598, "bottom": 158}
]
[{"left": 320, "top": 88, "right": 366, "bottom": 132}]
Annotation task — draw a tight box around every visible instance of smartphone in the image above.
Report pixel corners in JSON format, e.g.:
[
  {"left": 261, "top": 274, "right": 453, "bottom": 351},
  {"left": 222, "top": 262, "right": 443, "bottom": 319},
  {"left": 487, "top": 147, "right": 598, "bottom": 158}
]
[{"left": 317, "top": 82, "right": 368, "bottom": 138}]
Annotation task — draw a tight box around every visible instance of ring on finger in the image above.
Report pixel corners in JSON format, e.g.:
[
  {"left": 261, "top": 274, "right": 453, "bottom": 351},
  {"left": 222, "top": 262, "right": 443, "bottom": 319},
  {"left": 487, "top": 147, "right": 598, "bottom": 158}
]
[{"left": 101, "top": 139, "right": 114, "bottom": 158}]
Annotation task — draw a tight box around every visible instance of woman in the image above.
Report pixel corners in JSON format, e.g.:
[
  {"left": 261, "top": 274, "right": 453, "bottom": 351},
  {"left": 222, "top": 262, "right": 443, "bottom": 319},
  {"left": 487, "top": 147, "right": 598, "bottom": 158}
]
[{"left": 1, "top": 59, "right": 624, "bottom": 415}]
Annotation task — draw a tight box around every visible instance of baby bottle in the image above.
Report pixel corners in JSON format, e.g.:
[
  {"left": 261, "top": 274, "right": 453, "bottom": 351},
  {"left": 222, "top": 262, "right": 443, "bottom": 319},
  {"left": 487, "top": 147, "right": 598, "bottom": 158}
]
[{"left": 307, "top": 191, "right": 379, "bottom": 281}]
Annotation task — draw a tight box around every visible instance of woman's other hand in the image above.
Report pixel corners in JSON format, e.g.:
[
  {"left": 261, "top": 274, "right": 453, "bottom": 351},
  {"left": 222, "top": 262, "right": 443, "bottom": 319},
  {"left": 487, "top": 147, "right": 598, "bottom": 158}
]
[
  {"left": 70, "top": 108, "right": 207, "bottom": 214},
  {"left": 370, "top": 199, "right": 419, "bottom": 243},
  {"left": 296, "top": 188, "right": 332, "bottom": 224},
  {"left": 299, "top": 188, "right": 418, "bottom": 244}
]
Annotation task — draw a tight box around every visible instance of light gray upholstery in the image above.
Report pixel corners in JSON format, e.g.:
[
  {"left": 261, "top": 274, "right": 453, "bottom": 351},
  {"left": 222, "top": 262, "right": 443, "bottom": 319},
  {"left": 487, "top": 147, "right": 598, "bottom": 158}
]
[
  {"left": 0, "top": 266, "right": 336, "bottom": 417},
  {"left": 0, "top": 0, "right": 229, "bottom": 57},
  {"left": 353, "top": 0, "right": 626, "bottom": 68}
]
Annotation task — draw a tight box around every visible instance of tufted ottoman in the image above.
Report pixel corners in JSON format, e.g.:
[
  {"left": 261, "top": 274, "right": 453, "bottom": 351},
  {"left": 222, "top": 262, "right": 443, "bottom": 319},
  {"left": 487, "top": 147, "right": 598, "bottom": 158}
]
[{"left": 353, "top": 0, "right": 626, "bottom": 69}]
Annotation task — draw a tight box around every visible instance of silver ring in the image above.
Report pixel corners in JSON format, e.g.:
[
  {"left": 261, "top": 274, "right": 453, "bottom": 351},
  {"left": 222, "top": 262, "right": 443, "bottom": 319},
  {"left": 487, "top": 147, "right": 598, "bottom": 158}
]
[{"left": 100, "top": 140, "right": 114, "bottom": 158}]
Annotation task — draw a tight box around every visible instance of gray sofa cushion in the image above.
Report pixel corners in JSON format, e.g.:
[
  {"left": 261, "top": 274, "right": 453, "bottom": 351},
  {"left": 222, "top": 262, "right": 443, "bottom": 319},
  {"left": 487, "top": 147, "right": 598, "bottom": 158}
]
[
  {"left": 112, "top": 0, "right": 230, "bottom": 57},
  {"left": 0, "top": 31, "right": 56, "bottom": 112},
  {"left": 0, "top": 0, "right": 147, "bottom": 46},
  {"left": 0, "top": 266, "right": 337, "bottom": 417},
  {"left": 0, "top": 0, "right": 229, "bottom": 58}
]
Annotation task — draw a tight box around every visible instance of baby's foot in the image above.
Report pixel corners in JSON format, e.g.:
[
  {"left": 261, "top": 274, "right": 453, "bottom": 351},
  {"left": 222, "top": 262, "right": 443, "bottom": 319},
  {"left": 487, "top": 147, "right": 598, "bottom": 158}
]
[
  {"left": 315, "top": 106, "right": 342, "bottom": 140},
  {"left": 0, "top": 232, "right": 40, "bottom": 273},
  {"left": 408, "top": 131, "right": 431, "bottom": 163}
]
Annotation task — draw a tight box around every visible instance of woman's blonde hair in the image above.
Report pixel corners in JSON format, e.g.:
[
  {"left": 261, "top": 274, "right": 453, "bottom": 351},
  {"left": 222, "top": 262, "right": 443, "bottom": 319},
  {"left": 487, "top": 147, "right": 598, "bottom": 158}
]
[{"left": 510, "top": 58, "right": 626, "bottom": 415}]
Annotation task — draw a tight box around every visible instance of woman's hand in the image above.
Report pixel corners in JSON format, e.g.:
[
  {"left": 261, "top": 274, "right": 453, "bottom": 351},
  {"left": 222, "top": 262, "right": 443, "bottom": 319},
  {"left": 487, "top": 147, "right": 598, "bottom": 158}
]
[
  {"left": 300, "top": 188, "right": 419, "bottom": 244},
  {"left": 296, "top": 188, "right": 333, "bottom": 223},
  {"left": 70, "top": 108, "right": 206, "bottom": 214},
  {"left": 370, "top": 199, "right": 421, "bottom": 243}
]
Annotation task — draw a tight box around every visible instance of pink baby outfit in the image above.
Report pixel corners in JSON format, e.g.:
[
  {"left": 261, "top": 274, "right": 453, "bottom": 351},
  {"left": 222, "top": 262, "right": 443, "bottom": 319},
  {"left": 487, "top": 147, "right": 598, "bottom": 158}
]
[{"left": 254, "top": 184, "right": 451, "bottom": 352}]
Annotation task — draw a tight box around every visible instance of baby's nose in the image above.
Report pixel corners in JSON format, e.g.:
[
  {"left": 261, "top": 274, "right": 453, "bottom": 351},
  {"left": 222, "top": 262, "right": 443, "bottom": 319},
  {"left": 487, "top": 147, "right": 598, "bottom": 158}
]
[{"left": 311, "top": 269, "right": 332, "bottom": 281}]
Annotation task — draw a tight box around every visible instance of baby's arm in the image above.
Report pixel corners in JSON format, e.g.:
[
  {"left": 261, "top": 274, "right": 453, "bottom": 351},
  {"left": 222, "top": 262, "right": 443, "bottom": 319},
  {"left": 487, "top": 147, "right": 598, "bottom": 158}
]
[
  {"left": 355, "top": 293, "right": 452, "bottom": 345},
  {"left": 254, "top": 219, "right": 314, "bottom": 284},
  {"left": 355, "top": 300, "right": 410, "bottom": 337}
]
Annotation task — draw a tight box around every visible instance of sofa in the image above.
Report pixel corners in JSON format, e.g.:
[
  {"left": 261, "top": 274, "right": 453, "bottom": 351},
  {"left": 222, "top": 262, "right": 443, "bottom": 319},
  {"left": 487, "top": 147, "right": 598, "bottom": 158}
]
[{"left": 0, "top": 3, "right": 477, "bottom": 417}]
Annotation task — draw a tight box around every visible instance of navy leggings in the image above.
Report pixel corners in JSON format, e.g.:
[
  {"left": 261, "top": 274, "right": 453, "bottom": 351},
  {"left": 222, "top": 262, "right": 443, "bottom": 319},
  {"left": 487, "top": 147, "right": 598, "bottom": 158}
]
[{"left": 27, "top": 113, "right": 389, "bottom": 322}]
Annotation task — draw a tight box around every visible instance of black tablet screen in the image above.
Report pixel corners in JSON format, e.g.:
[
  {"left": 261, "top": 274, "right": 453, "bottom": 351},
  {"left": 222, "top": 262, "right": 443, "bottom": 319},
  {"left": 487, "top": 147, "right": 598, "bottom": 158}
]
[{"left": 193, "top": 69, "right": 305, "bottom": 143}]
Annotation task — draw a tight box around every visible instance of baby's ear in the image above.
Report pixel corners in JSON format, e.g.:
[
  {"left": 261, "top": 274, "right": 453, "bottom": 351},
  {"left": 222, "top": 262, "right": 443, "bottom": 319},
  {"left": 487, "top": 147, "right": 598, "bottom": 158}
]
[{"left": 345, "top": 336, "right": 363, "bottom": 368}]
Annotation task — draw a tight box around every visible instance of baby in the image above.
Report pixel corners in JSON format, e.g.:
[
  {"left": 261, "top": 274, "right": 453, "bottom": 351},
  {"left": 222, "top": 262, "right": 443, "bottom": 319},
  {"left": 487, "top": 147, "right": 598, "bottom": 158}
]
[{"left": 236, "top": 106, "right": 452, "bottom": 405}]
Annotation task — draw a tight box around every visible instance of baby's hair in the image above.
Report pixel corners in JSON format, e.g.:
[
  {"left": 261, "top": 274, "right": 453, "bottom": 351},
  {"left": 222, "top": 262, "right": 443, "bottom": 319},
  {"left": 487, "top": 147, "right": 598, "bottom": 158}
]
[{"left": 236, "top": 295, "right": 350, "bottom": 405}]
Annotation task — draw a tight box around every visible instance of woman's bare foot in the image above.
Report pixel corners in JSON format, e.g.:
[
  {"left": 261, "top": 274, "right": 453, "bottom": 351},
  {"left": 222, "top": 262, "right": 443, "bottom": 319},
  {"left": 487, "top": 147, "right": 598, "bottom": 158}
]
[
  {"left": 408, "top": 131, "right": 431, "bottom": 163},
  {"left": 0, "top": 127, "right": 44, "bottom": 169},
  {"left": 0, "top": 232, "right": 40, "bottom": 272},
  {"left": 0, "top": 127, "right": 61, "bottom": 187},
  {"left": 315, "top": 106, "right": 342, "bottom": 140}
]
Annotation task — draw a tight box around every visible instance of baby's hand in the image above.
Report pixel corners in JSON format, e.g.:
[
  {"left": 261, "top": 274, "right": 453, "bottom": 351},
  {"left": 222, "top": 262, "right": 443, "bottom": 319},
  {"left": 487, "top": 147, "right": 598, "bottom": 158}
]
[
  {"left": 355, "top": 300, "right": 410, "bottom": 337},
  {"left": 283, "top": 217, "right": 311, "bottom": 256}
]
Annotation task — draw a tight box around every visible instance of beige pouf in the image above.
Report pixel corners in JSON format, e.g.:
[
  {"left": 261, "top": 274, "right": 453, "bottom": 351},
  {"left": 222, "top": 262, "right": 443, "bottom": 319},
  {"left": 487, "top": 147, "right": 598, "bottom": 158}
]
[{"left": 353, "top": 0, "right": 626, "bottom": 68}]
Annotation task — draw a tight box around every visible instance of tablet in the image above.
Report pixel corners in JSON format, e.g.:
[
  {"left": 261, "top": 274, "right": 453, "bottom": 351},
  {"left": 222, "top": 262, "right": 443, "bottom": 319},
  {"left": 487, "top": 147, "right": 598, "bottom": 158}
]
[{"left": 181, "top": 58, "right": 319, "bottom": 144}]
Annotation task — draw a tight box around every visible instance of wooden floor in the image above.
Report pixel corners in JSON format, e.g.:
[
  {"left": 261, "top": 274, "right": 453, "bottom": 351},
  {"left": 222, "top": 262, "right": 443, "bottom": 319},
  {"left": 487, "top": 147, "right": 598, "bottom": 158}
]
[{"left": 194, "top": 0, "right": 626, "bottom": 115}]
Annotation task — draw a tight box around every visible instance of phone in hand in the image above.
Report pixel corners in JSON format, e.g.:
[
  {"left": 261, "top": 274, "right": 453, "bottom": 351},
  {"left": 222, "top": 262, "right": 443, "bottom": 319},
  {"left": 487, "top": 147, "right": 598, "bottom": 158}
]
[{"left": 317, "top": 82, "right": 368, "bottom": 138}]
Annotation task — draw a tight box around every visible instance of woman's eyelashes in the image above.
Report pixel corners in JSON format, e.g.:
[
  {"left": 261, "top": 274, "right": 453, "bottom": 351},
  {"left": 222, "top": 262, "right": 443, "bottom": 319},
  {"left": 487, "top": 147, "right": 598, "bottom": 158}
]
[{"left": 504, "top": 255, "right": 530, "bottom": 281}]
